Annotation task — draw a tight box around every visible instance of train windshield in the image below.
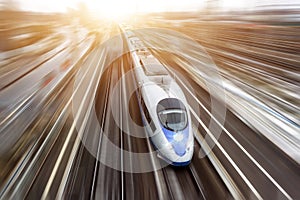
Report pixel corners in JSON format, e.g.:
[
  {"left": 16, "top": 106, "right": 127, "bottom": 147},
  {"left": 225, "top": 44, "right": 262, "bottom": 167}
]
[{"left": 158, "top": 109, "right": 187, "bottom": 131}]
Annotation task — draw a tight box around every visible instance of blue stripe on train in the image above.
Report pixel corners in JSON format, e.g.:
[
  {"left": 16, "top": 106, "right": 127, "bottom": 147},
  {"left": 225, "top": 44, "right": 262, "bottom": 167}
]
[{"left": 161, "top": 126, "right": 189, "bottom": 156}]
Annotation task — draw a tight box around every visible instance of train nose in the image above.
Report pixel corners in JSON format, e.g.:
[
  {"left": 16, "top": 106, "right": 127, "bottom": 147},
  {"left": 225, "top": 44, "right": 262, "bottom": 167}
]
[
  {"left": 172, "top": 132, "right": 187, "bottom": 156},
  {"left": 173, "top": 142, "right": 186, "bottom": 156},
  {"left": 173, "top": 132, "right": 184, "bottom": 142}
]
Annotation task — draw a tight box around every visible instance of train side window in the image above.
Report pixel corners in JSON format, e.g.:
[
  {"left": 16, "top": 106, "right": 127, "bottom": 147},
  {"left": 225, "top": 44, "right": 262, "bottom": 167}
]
[
  {"left": 140, "top": 97, "right": 156, "bottom": 132},
  {"left": 136, "top": 86, "right": 141, "bottom": 98},
  {"left": 139, "top": 59, "right": 143, "bottom": 67},
  {"left": 141, "top": 97, "right": 151, "bottom": 124},
  {"left": 149, "top": 121, "right": 156, "bottom": 132}
]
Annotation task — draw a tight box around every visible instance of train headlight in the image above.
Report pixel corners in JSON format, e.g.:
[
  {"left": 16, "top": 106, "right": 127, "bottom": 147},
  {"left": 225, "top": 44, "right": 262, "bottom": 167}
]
[
  {"left": 173, "top": 133, "right": 184, "bottom": 142},
  {"left": 186, "top": 140, "right": 194, "bottom": 152},
  {"left": 163, "top": 142, "right": 173, "bottom": 150}
]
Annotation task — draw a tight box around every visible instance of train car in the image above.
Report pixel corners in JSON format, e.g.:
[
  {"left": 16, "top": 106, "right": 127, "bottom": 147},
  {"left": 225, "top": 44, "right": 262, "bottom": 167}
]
[{"left": 124, "top": 29, "right": 194, "bottom": 166}]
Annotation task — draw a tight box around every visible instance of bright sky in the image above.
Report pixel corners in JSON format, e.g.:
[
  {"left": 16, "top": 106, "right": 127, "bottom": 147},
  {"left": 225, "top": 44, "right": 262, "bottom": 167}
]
[
  {"left": 17, "top": 0, "right": 299, "bottom": 16},
  {"left": 19, "top": 0, "right": 204, "bottom": 13}
]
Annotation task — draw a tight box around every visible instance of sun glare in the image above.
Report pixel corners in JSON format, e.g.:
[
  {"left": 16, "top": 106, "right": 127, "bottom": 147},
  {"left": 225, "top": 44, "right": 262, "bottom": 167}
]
[
  {"left": 20, "top": 0, "right": 278, "bottom": 15},
  {"left": 83, "top": 0, "right": 137, "bottom": 20},
  {"left": 20, "top": 0, "right": 206, "bottom": 18}
]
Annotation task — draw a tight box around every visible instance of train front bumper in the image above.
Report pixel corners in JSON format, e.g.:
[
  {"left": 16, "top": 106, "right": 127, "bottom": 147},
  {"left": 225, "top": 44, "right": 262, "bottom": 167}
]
[{"left": 157, "top": 141, "right": 194, "bottom": 166}]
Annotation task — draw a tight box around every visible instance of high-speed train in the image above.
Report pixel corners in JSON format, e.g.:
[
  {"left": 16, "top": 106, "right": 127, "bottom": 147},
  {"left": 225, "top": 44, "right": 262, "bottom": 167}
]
[{"left": 122, "top": 27, "right": 194, "bottom": 166}]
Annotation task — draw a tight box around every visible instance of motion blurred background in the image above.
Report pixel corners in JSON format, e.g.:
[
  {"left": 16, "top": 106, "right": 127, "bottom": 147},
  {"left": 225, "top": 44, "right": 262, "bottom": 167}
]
[{"left": 0, "top": 0, "right": 299, "bottom": 199}]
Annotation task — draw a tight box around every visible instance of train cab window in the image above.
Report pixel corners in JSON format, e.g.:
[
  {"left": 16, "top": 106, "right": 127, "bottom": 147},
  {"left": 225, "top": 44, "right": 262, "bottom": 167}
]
[{"left": 158, "top": 109, "right": 187, "bottom": 131}]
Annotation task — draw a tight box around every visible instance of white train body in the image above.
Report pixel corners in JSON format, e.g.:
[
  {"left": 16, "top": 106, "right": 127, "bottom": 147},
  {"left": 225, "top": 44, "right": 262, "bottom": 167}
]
[{"left": 124, "top": 29, "right": 194, "bottom": 166}]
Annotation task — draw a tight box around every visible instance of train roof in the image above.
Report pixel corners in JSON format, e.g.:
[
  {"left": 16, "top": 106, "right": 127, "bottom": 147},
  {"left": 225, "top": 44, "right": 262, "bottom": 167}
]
[
  {"left": 127, "top": 33, "right": 170, "bottom": 78},
  {"left": 140, "top": 55, "right": 169, "bottom": 76},
  {"left": 130, "top": 37, "right": 145, "bottom": 49}
]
